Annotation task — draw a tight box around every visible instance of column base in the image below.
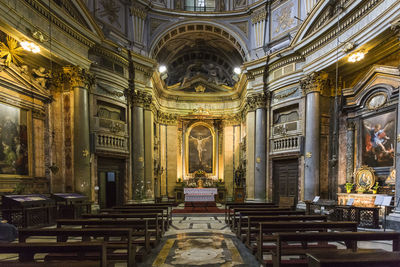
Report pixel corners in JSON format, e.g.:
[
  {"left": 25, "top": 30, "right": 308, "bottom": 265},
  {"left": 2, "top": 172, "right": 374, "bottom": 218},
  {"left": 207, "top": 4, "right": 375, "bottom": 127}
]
[{"left": 385, "top": 212, "right": 400, "bottom": 230}]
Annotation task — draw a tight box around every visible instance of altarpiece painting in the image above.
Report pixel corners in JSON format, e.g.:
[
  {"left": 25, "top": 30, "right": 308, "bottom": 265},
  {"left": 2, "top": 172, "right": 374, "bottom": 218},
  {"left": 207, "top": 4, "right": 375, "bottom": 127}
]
[
  {"left": 187, "top": 124, "right": 214, "bottom": 174},
  {"left": 362, "top": 111, "right": 395, "bottom": 168},
  {"left": 0, "top": 102, "right": 29, "bottom": 175}
]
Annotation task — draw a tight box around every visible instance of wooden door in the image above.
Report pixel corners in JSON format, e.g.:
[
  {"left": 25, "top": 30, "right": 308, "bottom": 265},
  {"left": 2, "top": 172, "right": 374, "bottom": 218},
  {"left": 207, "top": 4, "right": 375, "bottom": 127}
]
[{"left": 273, "top": 159, "right": 298, "bottom": 204}]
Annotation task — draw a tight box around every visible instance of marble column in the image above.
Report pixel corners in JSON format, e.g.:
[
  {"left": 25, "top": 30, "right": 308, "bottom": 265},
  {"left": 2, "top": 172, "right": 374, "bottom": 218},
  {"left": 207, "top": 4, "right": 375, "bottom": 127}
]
[
  {"left": 64, "top": 66, "right": 92, "bottom": 197},
  {"left": 300, "top": 72, "right": 329, "bottom": 201},
  {"left": 132, "top": 105, "right": 145, "bottom": 200},
  {"left": 304, "top": 91, "right": 320, "bottom": 200},
  {"left": 346, "top": 121, "right": 355, "bottom": 183},
  {"left": 395, "top": 85, "right": 400, "bottom": 211},
  {"left": 255, "top": 108, "right": 266, "bottom": 201}
]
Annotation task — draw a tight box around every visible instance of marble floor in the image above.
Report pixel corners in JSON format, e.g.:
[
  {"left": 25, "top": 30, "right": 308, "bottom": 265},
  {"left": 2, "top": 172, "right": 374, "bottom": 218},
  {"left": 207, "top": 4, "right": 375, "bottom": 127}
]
[{"left": 141, "top": 215, "right": 260, "bottom": 267}]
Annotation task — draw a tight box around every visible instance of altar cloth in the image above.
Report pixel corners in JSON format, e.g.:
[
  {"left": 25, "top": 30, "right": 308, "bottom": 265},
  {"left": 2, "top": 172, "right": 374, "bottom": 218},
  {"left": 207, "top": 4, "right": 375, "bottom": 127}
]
[{"left": 184, "top": 188, "right": 217, "bottom": 202}]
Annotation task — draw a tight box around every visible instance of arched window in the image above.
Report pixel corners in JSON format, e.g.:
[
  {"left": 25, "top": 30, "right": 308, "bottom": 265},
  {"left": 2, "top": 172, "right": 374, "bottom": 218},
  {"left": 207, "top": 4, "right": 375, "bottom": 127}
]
[{"left": 185, "top": 0, "right": 215, "bottom": 11}]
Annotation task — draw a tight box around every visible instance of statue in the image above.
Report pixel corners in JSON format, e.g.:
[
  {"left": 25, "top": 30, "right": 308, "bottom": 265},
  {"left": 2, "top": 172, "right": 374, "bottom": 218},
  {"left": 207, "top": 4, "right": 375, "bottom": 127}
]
[{"left": 234, "top": 165, "right": 244, "bottom": 187}]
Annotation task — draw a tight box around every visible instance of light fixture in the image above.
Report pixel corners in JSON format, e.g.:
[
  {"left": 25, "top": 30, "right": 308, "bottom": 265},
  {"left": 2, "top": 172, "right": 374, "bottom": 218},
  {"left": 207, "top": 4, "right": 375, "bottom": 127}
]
[
  {"left": 348, "top": 51, "right": 365, "bottom": 63},
  {"left": 234, "top": 67, "right": 241, "bottom": 75},
  {"left": 159, "top": 65, "right": 167, "bottom": 73},
  {"left": 20, "top": 41, "right": 40, "bottom": 53}
]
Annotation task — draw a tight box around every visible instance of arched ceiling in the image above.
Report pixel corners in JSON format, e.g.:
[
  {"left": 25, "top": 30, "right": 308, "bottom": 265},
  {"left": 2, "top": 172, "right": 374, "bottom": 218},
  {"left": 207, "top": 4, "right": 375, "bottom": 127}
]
[{"left": 152, "top": 24, "right": 245, "bottom": 92}]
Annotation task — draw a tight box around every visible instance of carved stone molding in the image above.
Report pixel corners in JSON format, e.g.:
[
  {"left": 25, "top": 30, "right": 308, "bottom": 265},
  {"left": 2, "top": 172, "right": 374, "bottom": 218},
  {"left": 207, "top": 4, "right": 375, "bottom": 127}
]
[
  {"left": 391, "top": 18, "right": 400, "bottom": 39},
  {"left": 245, "top": 93, "right": 267, "bottom": 112},
  {"left": 300, "top": 71, "right": 330, "bottom": 96}
]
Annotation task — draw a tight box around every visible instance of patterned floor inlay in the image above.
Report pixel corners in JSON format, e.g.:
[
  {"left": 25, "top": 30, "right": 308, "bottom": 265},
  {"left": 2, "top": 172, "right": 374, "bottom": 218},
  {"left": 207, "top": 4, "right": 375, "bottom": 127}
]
[{"left": 147, "top": 233, "right": 258, "bottom": 267}]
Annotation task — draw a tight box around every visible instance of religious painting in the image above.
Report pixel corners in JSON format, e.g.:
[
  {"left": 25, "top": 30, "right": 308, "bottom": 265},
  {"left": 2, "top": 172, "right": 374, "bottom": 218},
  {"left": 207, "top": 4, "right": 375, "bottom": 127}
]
[
  {"left": 271, "top": 0, "right": 299, "bottom": 40},
  {"left": 187, "top": 124, "right": 214, "bottom": 174},
  {"left": 0, "top": 102, "right": 29, "bottom": 175},
  {"left": 362, "top": 111, "right": 395, "bottom": 167},
  {"left": 355, "top": 166, "right": 376, "bottom": 191}
]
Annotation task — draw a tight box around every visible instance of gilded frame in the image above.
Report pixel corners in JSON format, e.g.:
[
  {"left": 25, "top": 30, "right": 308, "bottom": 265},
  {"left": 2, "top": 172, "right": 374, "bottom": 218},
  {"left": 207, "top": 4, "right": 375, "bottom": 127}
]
[
  {"left": 354, "top": 165, "right": 376, "bottom": 191},
  {"left": 185, "top": 121, "right": 216, "bottom": 177}
]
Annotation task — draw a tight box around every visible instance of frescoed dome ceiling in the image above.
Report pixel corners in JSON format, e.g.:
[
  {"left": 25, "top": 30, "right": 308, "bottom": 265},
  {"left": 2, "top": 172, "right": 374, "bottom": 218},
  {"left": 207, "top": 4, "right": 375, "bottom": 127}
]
[{"left": 153, "top": 24, "right": 245, "bottom": 94}]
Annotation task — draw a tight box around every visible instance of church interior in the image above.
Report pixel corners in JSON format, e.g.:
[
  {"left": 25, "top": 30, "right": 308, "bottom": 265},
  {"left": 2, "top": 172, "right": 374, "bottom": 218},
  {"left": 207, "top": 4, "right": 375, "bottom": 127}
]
[{"left": 1, "top": 0, "right": 400, "bottom": 266}]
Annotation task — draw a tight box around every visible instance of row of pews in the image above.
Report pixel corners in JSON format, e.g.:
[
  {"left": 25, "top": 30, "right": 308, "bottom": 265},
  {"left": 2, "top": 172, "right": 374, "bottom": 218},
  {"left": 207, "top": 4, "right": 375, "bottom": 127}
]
[
  {"left": 0, "top": 203, "right": 174, "bottom": 267},
  {"left": 226, "top": 202, "right": 400, "bottom": 267}
]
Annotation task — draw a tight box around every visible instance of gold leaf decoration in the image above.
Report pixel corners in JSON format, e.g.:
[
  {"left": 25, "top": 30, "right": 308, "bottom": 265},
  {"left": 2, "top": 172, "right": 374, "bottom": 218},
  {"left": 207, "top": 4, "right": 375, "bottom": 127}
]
[{"left": 0, "top": 36, "right": 25, "bottom": 66}]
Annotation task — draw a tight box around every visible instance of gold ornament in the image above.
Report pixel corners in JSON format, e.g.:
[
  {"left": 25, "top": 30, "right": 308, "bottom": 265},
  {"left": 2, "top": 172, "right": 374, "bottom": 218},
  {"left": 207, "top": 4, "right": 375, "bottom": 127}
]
[{"left": 0, "top": 36, "right": 25, "bottom": 66}]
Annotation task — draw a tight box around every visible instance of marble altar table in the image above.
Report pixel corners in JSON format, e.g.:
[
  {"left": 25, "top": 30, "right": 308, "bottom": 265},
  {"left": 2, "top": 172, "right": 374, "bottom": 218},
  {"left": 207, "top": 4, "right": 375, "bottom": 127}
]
[{"left": 184, "top": 188, "right": 217, "bottom": 202}]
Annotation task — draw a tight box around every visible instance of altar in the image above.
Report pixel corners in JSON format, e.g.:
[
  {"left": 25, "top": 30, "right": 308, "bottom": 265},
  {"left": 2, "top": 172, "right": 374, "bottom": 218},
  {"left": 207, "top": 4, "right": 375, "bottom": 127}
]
[{"left": 184, "top": 188, "right": 217, "bottom": 202}]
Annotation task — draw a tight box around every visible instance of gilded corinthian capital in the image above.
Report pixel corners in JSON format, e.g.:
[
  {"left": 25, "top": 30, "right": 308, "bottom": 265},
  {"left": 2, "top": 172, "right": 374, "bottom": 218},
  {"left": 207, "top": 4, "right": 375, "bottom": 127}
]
[
  {"left": 131, "top": 90, "right": 152, "bottom": 108},
  {"left": 300, "top": 71, "right": 330, "bottom": 96},
  {"left": 63, "top": 66, "right": 94, "bottom": 89},
  {"left": 246, "top": 92, "right": 267, "bottom": 112}
]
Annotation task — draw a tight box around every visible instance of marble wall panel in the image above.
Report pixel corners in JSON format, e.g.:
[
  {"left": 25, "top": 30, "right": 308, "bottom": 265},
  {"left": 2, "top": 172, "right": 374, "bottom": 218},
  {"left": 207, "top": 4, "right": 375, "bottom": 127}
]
[
  {"left": 246, "top": 111, "right": 255, "bottom": 200},
  {"left": 33, "top": 118, "right": 45, "bottom": 177},
  {"left": 167, "top": 125, "right": 178, "bottom": 197},
  {"left": 224, "top": 125, "right": 234, "bottom": 198}
]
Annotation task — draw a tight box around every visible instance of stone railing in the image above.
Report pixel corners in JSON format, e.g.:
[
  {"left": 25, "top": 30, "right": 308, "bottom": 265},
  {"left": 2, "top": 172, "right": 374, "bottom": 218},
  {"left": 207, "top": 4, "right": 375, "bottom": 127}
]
[
  {"left": 271, "top": 136, "right": 300, "bottom": 154},
  {"left": 95, "top": 133, "right": 128, "bottom": 154}
]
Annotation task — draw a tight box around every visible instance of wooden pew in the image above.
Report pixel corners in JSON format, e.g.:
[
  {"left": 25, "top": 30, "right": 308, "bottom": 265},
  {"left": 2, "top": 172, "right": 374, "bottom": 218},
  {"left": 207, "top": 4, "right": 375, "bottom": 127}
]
[
  {"left": 118, "top": 203, "right": 174, "bottom": 226},
  {"left": 306, "top": 250, "right": 400, "bottom": 267},
  {"left": 101, "top": 207, "right": 169, "bottom": 231},
  {"left": 82, "top": 212, "right": 164, "bottom": 238},
  {"left": 271, "top": 231, "right": 400, "bottom": 267},
  {"left": 0, "top": 242, "right": 106, "bottom": 267},
  {"left": 18, "top": 228, "right": 135, "bottom": 266},
  {"left": 231, "top": 208, "right": 293, "bottom": 230},
  {"left": 238, "top": 215, "right": 327, "bottom": 246},
  {"left": 113, "top": 206, "right": 172, "bottom": 230},
  {"left": 56, "top": 219, "right": 152, "bottom": 256},
  {"left": 256, "top": 221, "right": 358, "bottom": 262},
  {"left": 234, "top": 210, "right": 306, "bottom": 233},
  {"left": 225, "top": 203, "right": 276, "bottom": 223}
]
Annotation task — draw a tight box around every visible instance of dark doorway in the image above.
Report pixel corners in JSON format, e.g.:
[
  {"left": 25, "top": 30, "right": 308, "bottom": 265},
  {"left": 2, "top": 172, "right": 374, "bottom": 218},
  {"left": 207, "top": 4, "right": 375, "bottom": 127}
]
[
  {"left": 98, "top": 170, "right": 118, "bottom": 208},
  {"left": 273, "top": 159, "right": 298, "bottom": 204}
]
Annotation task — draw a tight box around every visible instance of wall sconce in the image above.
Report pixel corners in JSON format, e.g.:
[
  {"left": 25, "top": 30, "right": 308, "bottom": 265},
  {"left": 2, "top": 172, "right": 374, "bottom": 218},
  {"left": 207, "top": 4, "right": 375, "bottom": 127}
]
[
  {"left": 20, "top": 41, "right": 40, "bottom": 53},
  {"left": 348, "top": 51, "right": 365, "bottom": 63}
]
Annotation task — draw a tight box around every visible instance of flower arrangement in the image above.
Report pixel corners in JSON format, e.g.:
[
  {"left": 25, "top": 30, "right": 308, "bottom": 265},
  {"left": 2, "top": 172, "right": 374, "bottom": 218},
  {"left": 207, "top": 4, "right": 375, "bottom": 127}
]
[
  {"left": 356, "top": 187, "right": 366, "bottom": 194},
  {"left": 345, "top": 183, "right": 353, "bottom": 193},
  {"left": 372, "top": 182, "right": 380, "bottom": 194}
]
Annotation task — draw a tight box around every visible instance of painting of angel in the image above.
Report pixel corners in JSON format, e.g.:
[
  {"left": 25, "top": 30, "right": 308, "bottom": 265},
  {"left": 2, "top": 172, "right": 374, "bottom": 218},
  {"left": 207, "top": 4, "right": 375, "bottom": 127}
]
[
  {"left": 188, "top": 125, "right": 213, "bottom": 173},
  {"left": 362, "top": 112, "right": 395, "bottom": 167}
]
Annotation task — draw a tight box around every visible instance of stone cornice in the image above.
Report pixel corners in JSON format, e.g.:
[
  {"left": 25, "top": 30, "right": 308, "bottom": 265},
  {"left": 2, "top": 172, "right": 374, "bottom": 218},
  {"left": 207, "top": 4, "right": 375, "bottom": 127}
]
[
  {"left": 90, "top": 45, "right": 129, "bottom": 67},
  {"left": 299, "top": 0, "right": 382, "bottom": 57},
  {"left": 23, "top": 0, "right": 97, "bottom": 48},
  {"left": 300, "top": 71, "right": 330, "bottom": 96}
]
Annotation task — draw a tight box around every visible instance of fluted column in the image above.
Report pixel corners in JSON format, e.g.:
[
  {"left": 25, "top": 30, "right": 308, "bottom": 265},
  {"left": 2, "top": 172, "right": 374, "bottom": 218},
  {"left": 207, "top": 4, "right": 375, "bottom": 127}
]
[
  {"left": 346, "top": 121, "right": 355, "bottom": 182},
  {"left": 63, "top": 66, "right": 93, "bottom": 197},
  {"left": 300, "top": 72, "right": 330, "bottom": 201}
]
